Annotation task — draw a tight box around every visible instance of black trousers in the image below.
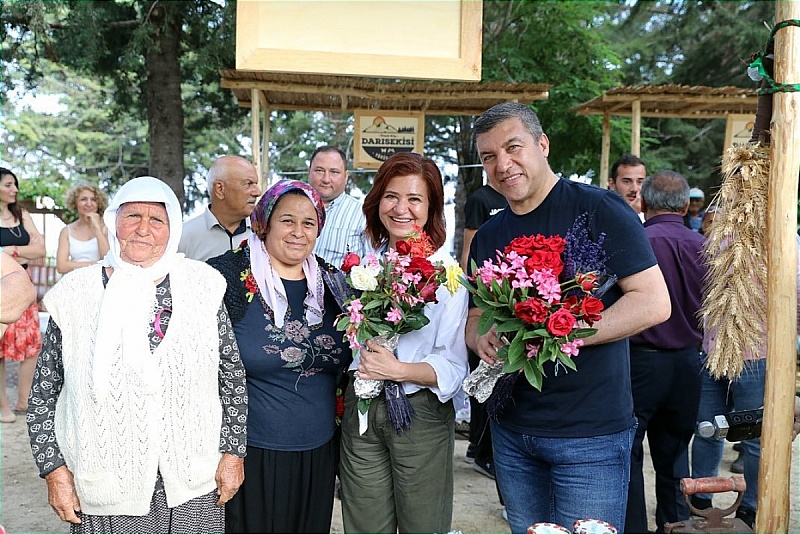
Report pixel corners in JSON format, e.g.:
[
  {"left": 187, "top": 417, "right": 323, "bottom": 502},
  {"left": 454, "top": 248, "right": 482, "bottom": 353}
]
[{"left": 625, "top": 345, "right": 702, "bottom": 533}]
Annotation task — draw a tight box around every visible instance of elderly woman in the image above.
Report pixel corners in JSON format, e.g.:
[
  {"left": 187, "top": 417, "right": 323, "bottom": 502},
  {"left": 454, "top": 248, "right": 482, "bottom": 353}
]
[
  {"left": 26, "top": 176, "right": 247, "bottom": 533},
  {"left": 338, "top": 152, "right": 469, "bottom": 534},
  {"left": 56, "top": 182, "right": 110, "bottom": 274},
  {"left": 208, "top": 179, "right": 354, "bottom": 533}
]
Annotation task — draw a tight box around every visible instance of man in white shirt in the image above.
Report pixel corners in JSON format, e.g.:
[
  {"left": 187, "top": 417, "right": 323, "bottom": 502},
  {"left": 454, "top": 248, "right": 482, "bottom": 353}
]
[
  {"left": 179, "top": 155, "right": 261, "bottom": 261},
  {"left": 307, "top": 146, "right": 367, "bottom": 267}
]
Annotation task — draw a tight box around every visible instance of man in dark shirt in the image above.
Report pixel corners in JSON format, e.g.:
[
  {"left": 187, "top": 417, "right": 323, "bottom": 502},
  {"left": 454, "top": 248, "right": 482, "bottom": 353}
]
[
  {"left": 466, "top": 102, "right": 670, "bottom": 531},
  {"left": 625, "top": 170, "right": 707, "bottom": 533}
]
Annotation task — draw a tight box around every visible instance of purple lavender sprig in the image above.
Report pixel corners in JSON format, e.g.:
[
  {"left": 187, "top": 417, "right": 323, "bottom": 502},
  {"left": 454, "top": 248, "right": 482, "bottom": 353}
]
[{"left": 562, "top": 213, "right": 615, "bottom": 298}]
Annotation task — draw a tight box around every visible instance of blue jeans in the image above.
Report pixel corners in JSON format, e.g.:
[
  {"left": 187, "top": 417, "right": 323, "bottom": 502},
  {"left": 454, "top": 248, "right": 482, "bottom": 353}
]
[
  {"left": 491, "top": 420, "right": 636, "bottom": 534},
  {"left": 691, "top": 358, "right": 765, "bottom": 512}
]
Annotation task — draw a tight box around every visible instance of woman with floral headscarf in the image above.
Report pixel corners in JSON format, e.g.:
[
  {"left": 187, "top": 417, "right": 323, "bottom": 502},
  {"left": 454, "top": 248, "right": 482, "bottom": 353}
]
[
  {"left": 208, "top": 179, "right": 355, "bottom": 533},
  {"left": 26, "top": 176, "right": 248, "bottom": 533}
]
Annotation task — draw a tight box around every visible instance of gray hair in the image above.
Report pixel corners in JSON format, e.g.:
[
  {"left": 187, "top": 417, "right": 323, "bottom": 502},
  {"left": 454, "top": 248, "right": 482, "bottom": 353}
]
[
  {"left": 474, "top": 102, "right": 544, "bottom": 142},
  {"left": 641, "top": 170, "right": 690, "bottom": 212}
]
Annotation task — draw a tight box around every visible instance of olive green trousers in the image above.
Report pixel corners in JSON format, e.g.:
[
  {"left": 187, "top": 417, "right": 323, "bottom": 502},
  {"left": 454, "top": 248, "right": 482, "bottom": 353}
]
[{"left": 339, "top": 386, "right": 455, "bottom": 533}]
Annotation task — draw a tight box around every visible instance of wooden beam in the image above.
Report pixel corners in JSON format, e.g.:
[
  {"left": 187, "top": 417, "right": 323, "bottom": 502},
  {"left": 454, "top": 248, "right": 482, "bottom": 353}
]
[
  {"left": 631, "top": 100, "right": 641, "bottom": 156},
  {"left": 600, "top": 113, "right": 610, "bottom": 189},
  {"left": 221, "top": 79, "right": 549, "bottom": 103},
  {"left": 759, "top": 2, "right": 800, "bottom": 532},
  {"left": 233, "top": 100, "right": 499, "bottom": 116},
  {"left": 600, "top": 93, "right": 758, "bottom": 105},
  {"left": 576, "top": 109, "right": 755, "bottom": 120}
]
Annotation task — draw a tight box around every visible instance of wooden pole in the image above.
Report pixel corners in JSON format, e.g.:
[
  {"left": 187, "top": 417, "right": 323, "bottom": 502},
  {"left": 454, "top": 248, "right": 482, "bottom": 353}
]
[
  {"left": 261, "top": 103, "right": 270, "bottom": 188},
  {"left": 631, "top": 99, "right": 641, "bottom": 156},
  {"left": 759, "top": 2, "right": 800, "bottom": 533},
  {"left": 600, "top": 112, "right": 610, "bottom": 189},
  {"left": 250, "top": 88, "right": 262, "bottom": 188}
]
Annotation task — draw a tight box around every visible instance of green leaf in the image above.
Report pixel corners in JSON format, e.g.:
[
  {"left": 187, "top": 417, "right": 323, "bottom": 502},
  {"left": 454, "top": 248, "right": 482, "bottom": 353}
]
[
  {"left": 508, "top": 329, "right": 526, "bottom": 361},
  {"left": 556, "top": 351, "right": 578, "bottom": 371},
  {"left": 496, "top": 319, "right": 525, "bottom": 333},
  {"left": 478, "top": 310, "right": 496, "bottom": 336},
  {"left": 358, "top": 398, "right": 372, "bottom": 415},
  {"left": 523, "top": 362, "right": 544, "bottom": 391},
  {"left": 503, "top": 353, "right": 526, "bottom": 373},
  {"left": 572, "top": 328, "right": 598, "bottom": 339}
]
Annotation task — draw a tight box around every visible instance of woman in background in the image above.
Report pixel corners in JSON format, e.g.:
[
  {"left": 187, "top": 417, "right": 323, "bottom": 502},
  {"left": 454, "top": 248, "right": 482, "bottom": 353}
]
[
  {"left": 0, "top": 167, "right": 45, "bottom": 423},
  {"left": 56, "top": 182, "right": 109, "bottom": 274}
]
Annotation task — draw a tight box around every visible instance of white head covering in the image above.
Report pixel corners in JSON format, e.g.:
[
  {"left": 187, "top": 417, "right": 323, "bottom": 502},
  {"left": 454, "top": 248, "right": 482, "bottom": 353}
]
[{"left": 93, "top": 176, "right": 184, "bottom": 397}]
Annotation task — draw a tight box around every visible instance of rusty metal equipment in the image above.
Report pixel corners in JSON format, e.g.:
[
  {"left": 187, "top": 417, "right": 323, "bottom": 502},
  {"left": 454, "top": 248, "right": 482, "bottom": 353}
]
[{"left": 663, "top": 476, "right": 753, "bottom": 533}]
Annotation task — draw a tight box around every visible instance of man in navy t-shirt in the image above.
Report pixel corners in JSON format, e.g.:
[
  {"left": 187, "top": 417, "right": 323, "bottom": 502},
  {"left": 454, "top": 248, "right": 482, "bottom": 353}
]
[{"left": 465, "top": 102, "right": 671, "bottom": 532}]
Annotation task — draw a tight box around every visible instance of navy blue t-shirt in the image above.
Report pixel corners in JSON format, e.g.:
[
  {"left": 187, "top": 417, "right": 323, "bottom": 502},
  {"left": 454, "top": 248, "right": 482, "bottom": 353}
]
[
  {"left": 468, "top": 178, "right": 657, "bottom": 438},
  {"left": 235, "top": 278, "right": 349, "bottom": 451}
]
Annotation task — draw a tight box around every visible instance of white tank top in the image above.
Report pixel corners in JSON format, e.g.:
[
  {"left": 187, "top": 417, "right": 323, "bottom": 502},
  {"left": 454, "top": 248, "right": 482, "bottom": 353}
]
[{"left": 68, "top": 231, "right": 100, "bottom": 262}]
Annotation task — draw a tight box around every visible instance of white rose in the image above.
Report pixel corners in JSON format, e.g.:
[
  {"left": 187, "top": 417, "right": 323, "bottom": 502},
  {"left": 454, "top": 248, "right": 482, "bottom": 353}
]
[{"left": 350, "top": 265, "right": 379, "bottom": 291}]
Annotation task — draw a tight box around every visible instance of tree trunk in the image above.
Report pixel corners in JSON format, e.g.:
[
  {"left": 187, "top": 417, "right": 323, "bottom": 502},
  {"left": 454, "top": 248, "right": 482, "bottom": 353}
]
[{"left": 144, "top": 1, "right": 185, "bottom": 206}]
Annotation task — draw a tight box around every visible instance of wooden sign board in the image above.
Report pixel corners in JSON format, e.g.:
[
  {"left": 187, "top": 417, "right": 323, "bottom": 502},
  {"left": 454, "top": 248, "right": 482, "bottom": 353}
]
[
  {"left": 354, "top": 111, "right": 424, "bottom": 169},
  {"left": 236, "top": 0, "right": 482, "bottom": 81},
  {"left": 724, "top": 113, "right": 756, "bottom": 150}
]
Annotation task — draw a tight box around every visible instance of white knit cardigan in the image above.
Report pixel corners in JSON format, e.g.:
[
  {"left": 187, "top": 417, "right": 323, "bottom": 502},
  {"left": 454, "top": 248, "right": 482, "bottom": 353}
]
[{"left": 43, "top": 260, "right": 227, "bottom": 516}]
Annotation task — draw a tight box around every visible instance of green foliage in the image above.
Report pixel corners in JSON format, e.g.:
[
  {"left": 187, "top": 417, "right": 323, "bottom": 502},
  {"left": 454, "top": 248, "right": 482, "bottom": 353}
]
[
  {"left": 604, "top": 0, "right": 773, "bottom": 189},
  {"left": 481, "top": 0, "right": 624, "bottom": 179}
]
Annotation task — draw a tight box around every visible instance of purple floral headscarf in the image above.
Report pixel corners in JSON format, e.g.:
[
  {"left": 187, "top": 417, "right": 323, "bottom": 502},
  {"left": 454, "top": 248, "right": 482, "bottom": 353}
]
[{"left": 251, "top": 179, "right": 326, "bottom": 237}]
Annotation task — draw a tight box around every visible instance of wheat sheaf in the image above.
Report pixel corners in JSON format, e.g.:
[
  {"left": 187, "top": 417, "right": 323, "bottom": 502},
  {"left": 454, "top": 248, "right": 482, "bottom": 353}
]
[{"left": 701, "top": 143, "right": 769, "bottom": 379}]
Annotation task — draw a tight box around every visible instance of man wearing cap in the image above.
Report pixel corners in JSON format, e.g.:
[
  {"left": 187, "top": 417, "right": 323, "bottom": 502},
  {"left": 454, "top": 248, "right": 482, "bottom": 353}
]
[{"left": 685, "top": 187, "right": 706, "bottom": 232}]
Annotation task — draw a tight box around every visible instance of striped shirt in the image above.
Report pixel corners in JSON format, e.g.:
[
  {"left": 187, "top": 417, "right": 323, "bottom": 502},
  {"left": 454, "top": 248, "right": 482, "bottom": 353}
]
[{"left": 313, "top": 193, "right": 368, "bottom": 267}]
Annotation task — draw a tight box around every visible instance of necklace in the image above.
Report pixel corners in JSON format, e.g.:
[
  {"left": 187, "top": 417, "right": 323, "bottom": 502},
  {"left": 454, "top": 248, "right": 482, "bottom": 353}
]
[{"left": 4, "top": 225, "right": 21, "bottom": 239}]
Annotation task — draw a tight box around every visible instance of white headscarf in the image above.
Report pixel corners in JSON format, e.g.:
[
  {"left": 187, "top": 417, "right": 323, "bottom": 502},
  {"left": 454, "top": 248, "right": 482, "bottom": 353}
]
[{"left": 93, "top": 176, "right": 184, "bottom": 397}]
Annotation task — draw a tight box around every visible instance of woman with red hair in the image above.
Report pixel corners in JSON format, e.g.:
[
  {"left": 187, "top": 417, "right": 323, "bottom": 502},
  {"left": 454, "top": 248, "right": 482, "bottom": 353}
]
[{"left": 338, "top": 152, "right": 469, "bottom": 533}]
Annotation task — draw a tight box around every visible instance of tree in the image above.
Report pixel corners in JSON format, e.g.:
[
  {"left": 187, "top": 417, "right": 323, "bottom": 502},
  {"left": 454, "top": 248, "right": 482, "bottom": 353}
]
[
  {"left": 605, "top": 0, "right": 774, "bottom": 187},
  {"left": 447, "top": 0, "right": 624, "bottom": 260},
  {"left": 2, "top": 0, "right": 244, "bottom": 207}
]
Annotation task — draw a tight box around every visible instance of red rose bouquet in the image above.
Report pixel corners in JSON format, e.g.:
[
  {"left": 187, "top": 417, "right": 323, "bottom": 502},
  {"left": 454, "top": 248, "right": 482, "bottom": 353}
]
[
  {"left": 336, "top": 228, "right": 463, "bottom": 433},
  {"left": 461, "top": 214, "right": 615, "bottom": 401}
]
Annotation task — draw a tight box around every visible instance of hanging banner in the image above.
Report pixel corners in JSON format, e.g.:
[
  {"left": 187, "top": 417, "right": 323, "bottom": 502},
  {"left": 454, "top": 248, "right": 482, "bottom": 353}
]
[{"left": 354, "top": 111, "right": 424, "bottom": 169}]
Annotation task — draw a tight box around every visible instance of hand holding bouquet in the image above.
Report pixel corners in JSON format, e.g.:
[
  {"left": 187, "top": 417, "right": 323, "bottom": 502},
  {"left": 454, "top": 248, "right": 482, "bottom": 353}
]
[
  {"left": 461, "top": 214, "right": 615, "bottom": 406},
  {"left": 336, "top": 229, "right": 463, "bottom": 434}
]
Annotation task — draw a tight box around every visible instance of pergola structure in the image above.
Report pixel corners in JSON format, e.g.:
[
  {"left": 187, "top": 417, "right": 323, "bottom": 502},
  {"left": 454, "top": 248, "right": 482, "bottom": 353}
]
[
  {"left": 219, "top": 69, "right": 550, "bottom": 187},
  {"left": 573, "top": 84, "right": 758, "bottom": 187}
]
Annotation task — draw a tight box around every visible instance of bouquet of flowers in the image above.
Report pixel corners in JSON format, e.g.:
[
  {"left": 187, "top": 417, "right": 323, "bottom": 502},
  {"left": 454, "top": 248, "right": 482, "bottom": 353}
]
[
  {"left": 461, "top": 214, "right": 616, "bottom": 410},
  {"left": 336, "top": 229, "right": 463, "bottom": 434}
]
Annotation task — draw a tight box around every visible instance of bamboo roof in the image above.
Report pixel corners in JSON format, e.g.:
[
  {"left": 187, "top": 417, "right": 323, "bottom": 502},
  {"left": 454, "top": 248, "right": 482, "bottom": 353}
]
[
  {"left": 573, "top": 84, "right": 758, "bottom": 119},
  {"left": 220, "top": 70, "right": 550, "bottom": 116}
]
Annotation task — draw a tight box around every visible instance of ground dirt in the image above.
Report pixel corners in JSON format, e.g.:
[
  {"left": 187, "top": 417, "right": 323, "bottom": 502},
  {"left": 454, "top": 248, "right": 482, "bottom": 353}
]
[{"left": 2, "top": 359, "right": 798, "bottom": 534}]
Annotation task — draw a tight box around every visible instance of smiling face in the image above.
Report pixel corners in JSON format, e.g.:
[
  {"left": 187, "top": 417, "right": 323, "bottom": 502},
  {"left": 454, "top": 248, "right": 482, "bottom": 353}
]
[
  {"left": 476, "top": 117, "right": 552, "bottom": 213},
  {"left": 264, "top": 193, "right": 319, "bottom": 278},
  {"left": 378, "top": 174, "right": 430, "bottom": 249},
  {"left": 116, "top": 202, "right": 170, "bottom": 267},
  {"left": 0, "top": 173, "right": 18, "bottom": 206},
  {"left": 75, "top": 187, "right": 100, "bottom": 216}
]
